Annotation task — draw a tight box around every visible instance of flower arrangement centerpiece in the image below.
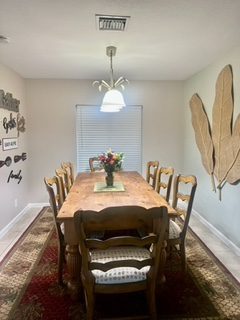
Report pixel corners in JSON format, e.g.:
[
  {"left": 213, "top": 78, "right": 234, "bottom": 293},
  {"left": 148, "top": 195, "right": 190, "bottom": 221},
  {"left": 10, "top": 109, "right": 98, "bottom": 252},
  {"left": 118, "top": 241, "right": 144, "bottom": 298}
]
[{"left": 98, "top": 149, "right": 124, "bottom": 187}]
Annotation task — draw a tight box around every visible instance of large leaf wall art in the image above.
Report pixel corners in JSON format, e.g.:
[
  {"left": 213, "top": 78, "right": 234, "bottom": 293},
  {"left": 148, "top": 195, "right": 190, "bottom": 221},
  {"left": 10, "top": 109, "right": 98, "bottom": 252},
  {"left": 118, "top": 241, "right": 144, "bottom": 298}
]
[{"left": 190, "top": 65, "right": 240, "bottom": 200}]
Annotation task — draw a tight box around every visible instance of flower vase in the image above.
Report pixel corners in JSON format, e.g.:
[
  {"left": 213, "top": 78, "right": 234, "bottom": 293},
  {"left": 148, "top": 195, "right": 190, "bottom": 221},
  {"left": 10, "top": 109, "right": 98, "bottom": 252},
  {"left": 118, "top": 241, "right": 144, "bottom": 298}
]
[{"left": 105, "top": 172, "right": 114, "bottom": 187}]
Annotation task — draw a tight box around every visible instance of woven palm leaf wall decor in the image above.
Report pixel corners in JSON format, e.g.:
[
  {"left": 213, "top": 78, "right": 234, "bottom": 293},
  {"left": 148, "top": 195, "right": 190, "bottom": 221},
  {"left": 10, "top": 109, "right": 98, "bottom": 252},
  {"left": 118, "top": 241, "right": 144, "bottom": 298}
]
[{"left": 190, "top": 64, "right": 240, "bottom": 200}]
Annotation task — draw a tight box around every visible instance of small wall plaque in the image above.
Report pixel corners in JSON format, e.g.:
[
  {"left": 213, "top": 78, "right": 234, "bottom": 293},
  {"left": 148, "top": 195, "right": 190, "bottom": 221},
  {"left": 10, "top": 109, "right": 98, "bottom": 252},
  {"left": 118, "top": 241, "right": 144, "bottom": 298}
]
[{"left": 2, "top": 137, "right": 18, "bottom": 151}]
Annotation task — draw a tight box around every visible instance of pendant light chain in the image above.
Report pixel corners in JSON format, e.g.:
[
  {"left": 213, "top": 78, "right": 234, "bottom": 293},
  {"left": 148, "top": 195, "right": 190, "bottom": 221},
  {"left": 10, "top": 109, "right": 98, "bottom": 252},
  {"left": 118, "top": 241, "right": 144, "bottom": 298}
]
[{"left": 110, "top": 49, "right": 114, "bottom": 88}]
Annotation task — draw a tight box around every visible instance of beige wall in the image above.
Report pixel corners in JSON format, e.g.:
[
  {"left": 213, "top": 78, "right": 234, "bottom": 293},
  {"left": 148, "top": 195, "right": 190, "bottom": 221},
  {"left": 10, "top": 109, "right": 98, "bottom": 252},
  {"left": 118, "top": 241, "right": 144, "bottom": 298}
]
[
  {"left": 184, "top": 46, "right": 240, "bottom": 248},
  {"left": 0, "top": 63, "right": 29, "bottom": 230},
  {"left": 26, "top": 79, "right": 184, "bottom": 202}
]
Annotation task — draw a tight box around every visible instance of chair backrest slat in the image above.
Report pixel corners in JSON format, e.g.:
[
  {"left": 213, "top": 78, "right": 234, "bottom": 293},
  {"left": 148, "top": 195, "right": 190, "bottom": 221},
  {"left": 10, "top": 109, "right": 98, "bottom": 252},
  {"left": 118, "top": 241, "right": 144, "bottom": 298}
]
[
  {"left": 91, "top": 259, "right": 153, "bottom": 272},
  {"left": 86, "top": 234, "right": 157, "bottom": 249}
]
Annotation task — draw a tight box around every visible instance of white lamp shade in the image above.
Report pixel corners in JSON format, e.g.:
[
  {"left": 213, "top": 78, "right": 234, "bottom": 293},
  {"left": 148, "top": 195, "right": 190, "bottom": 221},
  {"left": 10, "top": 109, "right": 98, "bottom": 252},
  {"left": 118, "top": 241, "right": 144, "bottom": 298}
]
[{"left": 100, "top": 89, "right": 126, "bottom": 112}]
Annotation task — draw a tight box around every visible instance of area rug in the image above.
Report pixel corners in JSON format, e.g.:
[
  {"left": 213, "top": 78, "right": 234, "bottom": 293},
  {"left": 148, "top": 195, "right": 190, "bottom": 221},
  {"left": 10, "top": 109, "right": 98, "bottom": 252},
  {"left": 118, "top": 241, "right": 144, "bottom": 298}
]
[{"left": 0, "top": 207, "right": 240, "bottom": 320}]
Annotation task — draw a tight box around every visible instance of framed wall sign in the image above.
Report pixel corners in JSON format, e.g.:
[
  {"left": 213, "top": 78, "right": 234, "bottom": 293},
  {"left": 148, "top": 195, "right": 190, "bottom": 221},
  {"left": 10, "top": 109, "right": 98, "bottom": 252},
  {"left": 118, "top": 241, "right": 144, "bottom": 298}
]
[{"left": 2, "top": 137, "right": 18, "bottom": 151}]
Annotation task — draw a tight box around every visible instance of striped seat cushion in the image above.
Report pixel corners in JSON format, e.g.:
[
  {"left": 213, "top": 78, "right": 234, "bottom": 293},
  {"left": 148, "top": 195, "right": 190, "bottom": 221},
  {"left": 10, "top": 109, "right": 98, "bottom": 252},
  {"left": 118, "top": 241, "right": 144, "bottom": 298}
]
[
  {"left": 169, "top": 220, "right": 181, "bottom": 239},
  {"left": 60, "top": 223, "right": 64, "bottom": 234},
  {"left": 90, "top": 246, "right": 151, "bottom": 284}
]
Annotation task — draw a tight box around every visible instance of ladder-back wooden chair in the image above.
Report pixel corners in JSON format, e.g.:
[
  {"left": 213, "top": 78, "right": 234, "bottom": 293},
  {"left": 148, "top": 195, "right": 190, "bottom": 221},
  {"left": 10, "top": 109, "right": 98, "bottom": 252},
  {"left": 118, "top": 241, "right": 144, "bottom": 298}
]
[
  {"left": 44, "top": 176, "right": 66, "bottom": 285},
  {"left": 62, "top": 161, "right": 74, "bottom": 186},
  {"left": 146, "top": 161, "right": 159, "bottom": 189},
  {"left": 55, "top": 167, "right": 70, "bottom": 198},
  {"left": 168, "top": 174, "right": 197, "bottom": 272},
  {"left": 89, "top": 157, "right": 103, "bottom": 172},
  {"left": 155, "top": 166, "right": 174, "bottom": 203},
  {"left": 74, "top": 205, "right": 168, "bottom": 320}
]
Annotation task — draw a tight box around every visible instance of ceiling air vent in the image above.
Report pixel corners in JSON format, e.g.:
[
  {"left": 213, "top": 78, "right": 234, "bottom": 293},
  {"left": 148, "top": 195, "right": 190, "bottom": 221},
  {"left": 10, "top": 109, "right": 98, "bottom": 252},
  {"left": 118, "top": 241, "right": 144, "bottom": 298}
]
[{"left": 96, "top": 14, "right": 130, "bottom": 31}]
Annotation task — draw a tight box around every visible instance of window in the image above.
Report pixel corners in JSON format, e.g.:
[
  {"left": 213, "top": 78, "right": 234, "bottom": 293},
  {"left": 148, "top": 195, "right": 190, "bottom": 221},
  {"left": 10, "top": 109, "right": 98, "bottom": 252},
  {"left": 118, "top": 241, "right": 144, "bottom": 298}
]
[{"left": 76, "top": 105, "right": 142, "bottom": 173}]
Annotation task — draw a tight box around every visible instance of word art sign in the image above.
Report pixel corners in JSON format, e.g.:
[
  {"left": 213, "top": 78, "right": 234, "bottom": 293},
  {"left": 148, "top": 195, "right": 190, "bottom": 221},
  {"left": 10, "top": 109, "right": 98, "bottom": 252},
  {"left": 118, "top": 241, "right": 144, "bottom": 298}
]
[
  {"left": 7, "top": 169, "right": 22, "bottom": 184},
  {"left": 0, "top": 90, "right": 20, "bottom": 112},
  {"left": 17, "top": 113, "right": 26, "bottom": 136},
  {"left": 3, "top": 113, "right": 17, "bottom": 134},
  {"left": 2, "top": 137, "right": 18, "bottom": 151}
]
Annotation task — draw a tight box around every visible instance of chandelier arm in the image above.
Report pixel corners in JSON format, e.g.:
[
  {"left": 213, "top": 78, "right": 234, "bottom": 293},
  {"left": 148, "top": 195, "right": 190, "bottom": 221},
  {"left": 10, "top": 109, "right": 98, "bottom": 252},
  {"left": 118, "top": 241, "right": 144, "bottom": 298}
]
[
  {"left": 101, "top": 80, "right": 111, "bottom": 89},
  {"left": 114, "top": 76, "right": 124, "bottom": 87},
  {"left": 92, "top": 80, "right": 100, "bottom": 87},
  {"left": 114, "top": 77, "right": 129, "bottom": 89}
]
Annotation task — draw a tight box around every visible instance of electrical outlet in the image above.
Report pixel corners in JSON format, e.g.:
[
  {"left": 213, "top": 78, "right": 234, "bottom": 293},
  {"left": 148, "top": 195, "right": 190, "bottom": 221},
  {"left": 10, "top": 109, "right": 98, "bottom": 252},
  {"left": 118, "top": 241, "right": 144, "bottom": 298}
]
[{"left": 14, "top": 198, "right": 18, "bottom": 208}]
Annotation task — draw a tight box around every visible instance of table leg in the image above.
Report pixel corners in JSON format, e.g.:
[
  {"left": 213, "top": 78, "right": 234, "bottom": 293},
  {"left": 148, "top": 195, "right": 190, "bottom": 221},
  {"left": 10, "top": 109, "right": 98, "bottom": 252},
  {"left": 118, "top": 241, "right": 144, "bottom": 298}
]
[{"left": 66, "top": 244, "right": 81, "bottom": 300}]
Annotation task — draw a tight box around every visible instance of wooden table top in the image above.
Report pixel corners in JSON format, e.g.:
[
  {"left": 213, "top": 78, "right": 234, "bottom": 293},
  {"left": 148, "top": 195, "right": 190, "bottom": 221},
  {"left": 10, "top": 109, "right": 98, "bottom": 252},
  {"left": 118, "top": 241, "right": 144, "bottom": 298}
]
[{"left": 57, "top": 171, "right": 176, "bottom": 221}]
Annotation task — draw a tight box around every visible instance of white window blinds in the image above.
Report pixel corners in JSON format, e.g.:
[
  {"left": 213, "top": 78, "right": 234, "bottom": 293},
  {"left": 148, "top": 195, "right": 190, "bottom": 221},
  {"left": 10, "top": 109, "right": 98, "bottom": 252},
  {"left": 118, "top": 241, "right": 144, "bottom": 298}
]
[{"left": 76, "top": 105, "right": 142, "bottom": 173}]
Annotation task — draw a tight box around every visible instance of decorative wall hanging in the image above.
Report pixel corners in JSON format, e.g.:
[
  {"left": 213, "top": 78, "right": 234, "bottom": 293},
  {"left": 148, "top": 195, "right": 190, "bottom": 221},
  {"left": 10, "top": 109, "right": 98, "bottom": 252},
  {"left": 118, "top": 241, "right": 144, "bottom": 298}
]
[
  {"left": 2, "top": 112, "right": 17, "bottom": 134},
  {"left": 7, "top": 169, "right": 22, "bottom": 184},
  {"left": 0, "top": 156, "right": 12, "bottom": 168},
  {"left": 17, "top": 113, "right": 26, "bottom": 136},
  {"left": 14, "top": 152, "right": 27, "bottom": 163},
  {"left": 190, "top": 64, "right": 240, "bottom": 200},
  {"left": 0, "top": 89, "right": 20, "bottom": 112},
  {"left": 2, "top": 137, "right": 18, "bottom": 151}
]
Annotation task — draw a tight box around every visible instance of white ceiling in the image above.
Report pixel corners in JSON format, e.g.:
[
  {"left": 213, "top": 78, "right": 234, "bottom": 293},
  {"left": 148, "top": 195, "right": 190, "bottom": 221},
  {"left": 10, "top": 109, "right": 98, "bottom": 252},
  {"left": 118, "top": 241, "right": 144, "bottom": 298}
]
[{"left": 0, "top": 0, "right": 240, "bottom": 80}]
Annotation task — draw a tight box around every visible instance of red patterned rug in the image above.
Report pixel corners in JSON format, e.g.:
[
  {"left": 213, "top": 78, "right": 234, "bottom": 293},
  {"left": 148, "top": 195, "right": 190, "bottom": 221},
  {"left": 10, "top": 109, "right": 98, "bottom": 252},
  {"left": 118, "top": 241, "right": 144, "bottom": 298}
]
[{"left": 0, "top": 207, "right": 240, "bottom": 320}]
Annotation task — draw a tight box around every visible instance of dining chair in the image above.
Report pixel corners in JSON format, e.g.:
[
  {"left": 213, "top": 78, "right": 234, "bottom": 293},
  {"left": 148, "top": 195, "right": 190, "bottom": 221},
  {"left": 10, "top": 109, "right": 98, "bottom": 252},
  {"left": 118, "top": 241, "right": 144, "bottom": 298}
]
[
  {"left": 146, "top": 161, "right": 159, "bottom": 189},
  {"left": 74, "top": 205, "right": 168, "bottom": 320},
  {"left": 55, "top": 167, "right": 70, "bottom": 198},
  {"left": 89, "top": 156, "right": 104, "bottom": 172},
  {"left": 155, "top": 166, "right": 174, "bottom": 203},
  {"left": 168, "top": 174, "right": 197, "bottom": 272},
  {"left": 44, "top": 176, "right": 66, "bottom": 286},
  {"left": 61, "top": 161, "right": 75, "bottom": 186}
]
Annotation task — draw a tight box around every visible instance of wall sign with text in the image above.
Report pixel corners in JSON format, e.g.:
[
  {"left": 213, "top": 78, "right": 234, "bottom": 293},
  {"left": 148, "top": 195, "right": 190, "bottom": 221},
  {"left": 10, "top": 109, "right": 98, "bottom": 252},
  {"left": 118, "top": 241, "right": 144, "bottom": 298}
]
[
  {"left": 0, "top": 89, "right": 20, "bottom": 112},
  {"left": 2, "top": 137, "right": 18, "bottom": 151},
  {"left": 0, "top": 88, "right": 26, "bottom": 186}
]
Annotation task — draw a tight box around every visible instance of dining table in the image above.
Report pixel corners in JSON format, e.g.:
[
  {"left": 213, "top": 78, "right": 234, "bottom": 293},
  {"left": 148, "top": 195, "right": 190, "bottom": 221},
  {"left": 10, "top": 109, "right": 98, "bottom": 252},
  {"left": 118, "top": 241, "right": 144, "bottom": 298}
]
[{"left": 57, "top": 171, "right": 177, "bottom": 299}]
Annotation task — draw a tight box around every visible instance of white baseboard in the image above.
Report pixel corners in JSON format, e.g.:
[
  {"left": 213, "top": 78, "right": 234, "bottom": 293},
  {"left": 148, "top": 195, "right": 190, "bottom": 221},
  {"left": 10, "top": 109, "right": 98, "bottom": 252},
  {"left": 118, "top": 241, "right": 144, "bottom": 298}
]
[
  {"left": 0, "top": 202, "right": 49, "bottom": 240},
  {"left": 28, "top": 202, "right": 49, "bottom": 208},
  {"left": 191, "top": 208, "right": 240, "bottom": 257}
]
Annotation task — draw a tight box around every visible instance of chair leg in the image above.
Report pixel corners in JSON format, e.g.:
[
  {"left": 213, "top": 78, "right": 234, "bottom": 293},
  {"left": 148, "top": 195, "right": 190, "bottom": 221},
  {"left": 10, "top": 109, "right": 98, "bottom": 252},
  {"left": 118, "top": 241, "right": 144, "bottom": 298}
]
[
  {"left": 166, "top": 242, "right": 173, "bottom": 259},
  {"left": 57, "top": 244, "right": 65, "bottom": 286},
  {"left": 146, "top": 284, "right": 157, "bottom": 320},
  {"left": 180, "top": 243, "right": 186, "bottom": 273},
  {"left": 85, "top": 287, "right": 95, "bottom": 320}
]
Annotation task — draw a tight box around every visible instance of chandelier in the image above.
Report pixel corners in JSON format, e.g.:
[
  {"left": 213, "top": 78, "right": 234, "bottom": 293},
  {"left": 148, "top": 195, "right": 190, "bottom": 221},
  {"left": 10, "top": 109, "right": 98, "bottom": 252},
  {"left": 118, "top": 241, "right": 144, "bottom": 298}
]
[{"left": 93, "top": 46, "right": 129, "bottom": 112}]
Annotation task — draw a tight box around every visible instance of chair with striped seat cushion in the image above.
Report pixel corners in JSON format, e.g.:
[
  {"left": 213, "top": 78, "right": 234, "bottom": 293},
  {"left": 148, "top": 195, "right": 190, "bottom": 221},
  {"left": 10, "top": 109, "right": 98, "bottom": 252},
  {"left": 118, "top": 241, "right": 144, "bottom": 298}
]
[
  {"left": 61, "top": 161, "right": 75, "bottom": 188},
  {"left": 155, "top": 166, "right": 174, "bottom": 203},
  {"left": 167, "top": 174, "right": 197, "bottom": 272},
  {"left": 55, "top": 167, "right": 68, "bottom": 201},
  {"left": 169, "top": 219, "right": 181, "bottom": 239},
  {"left": 74, "top": 205, "right": 168, "bottom": 320},
  {"left": 44, "top": 176, "right": 66, "bottom": 286},
  {"left": 146, "top": 161, "right": 159, "bottom": 189},
  {"left": 89, "top": 157, "right": 104, "bottom": 172}
]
